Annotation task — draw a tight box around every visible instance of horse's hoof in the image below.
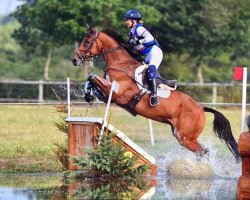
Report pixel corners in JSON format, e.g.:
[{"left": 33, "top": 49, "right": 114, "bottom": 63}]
[
  {"left": 87, "top": 74, "right": 95, "bottom": 81},
  {"left": 196, "top": 149, "right": 210, "bottom": 161},
  {"left": 236, "top": 156, "right": 241, "bottom": 163},
  {"left": 85, "top": 94, "right": 94, "bottom": 104}
]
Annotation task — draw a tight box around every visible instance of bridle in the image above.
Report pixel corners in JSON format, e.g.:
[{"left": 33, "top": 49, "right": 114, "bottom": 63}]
[
  {"left": 73, "top": 28, "right": 143, "bottom": 84},
  {"left": 73, "top": 28, "right": 146, "bottom": 90},
  {"left": 74, "top": 30, "right": 124, "bottom": 63}
]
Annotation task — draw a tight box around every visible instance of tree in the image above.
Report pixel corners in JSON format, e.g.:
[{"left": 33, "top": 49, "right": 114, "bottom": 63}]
[
  {"left": 12, "top": 0, "right": 159, "bottom": 80},
  {"left": 153, "top": 0, "right": 250, "bottom": 83}
]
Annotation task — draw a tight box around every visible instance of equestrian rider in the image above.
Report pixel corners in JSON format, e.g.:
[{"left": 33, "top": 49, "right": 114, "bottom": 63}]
[{"left": 124, "top": 9, "right": 163, "bottom": 106}]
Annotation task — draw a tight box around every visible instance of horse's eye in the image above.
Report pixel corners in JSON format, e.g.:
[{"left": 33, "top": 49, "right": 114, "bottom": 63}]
[{"left": 84, "top": 39, "right": 91, "bottom": 46}]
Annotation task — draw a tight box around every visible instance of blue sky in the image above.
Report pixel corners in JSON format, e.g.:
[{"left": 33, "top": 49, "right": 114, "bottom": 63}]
[{"left": 0, "top": 0, "right": 24, "bottom": 16}]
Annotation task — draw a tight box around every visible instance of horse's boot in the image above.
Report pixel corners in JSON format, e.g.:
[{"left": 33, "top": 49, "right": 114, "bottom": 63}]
[
  {"left": 149, "top": 78, "right": 159, "bottom": 106},
  {"left": 84, "top": 80, "right": 94, "bottom": 104}
]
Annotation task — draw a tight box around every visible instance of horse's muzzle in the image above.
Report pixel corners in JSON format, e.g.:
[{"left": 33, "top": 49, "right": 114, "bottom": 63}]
[{"left": 71, "top": 58, "right": 78, "bottom": 66}]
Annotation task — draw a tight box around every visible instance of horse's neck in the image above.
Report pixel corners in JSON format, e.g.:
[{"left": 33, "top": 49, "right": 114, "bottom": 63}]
[{"left": 100, "top": 33, "right": 140, "bottom": 67}]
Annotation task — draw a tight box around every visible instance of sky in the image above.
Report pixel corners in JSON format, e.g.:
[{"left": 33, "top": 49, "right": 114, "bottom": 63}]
[{"left": 0, "top": 0, "right": 24, "bottom": 16}]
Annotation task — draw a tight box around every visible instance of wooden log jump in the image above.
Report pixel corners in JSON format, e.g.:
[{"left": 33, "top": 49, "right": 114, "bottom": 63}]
[{"left": 65, "top": 117, "right": 157, "bottom": 175}]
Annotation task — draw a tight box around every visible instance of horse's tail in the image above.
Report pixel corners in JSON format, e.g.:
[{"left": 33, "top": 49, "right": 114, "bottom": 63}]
[{"left": 204, "top": 107, "right": 240, "bottom": 162}]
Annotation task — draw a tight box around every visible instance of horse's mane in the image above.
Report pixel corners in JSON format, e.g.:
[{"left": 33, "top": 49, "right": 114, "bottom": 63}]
[{"left": 102, "top": 29, "right": 144, "bottom": 62}]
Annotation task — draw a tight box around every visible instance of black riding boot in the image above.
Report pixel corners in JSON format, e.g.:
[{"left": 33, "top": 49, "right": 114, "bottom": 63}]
[{"left": 149, "top": 78, "right": 159, "bottom": 106}]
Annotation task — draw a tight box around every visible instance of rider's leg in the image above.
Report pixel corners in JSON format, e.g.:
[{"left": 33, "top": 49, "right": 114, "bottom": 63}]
[
  {"left": 147, "top": 65, "right": 159, "bottom": 106},
  {"left": 146, "top": 46, "right": 163, "bottom": 106}
]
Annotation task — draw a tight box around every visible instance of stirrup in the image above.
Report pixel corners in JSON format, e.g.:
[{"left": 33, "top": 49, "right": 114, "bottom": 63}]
[{"left": 150, "top": 95, "right": 159, "bottom": 106}]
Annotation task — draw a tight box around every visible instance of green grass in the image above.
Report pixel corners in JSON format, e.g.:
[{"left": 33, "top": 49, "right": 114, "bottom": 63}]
[
  {"left": 0, "top": 174, "right": 62, "bottom": 188},
  {"left": 0, "top": 104, "right": 248, "bottom": 173},
  {"left": 0, "top": 105, "right": 67, "bottom": 172}
]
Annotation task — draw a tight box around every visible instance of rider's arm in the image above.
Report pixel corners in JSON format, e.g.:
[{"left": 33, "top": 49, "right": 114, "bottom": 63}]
[{"left": 136, "top": 26, "right": 154, "bottom": 44}]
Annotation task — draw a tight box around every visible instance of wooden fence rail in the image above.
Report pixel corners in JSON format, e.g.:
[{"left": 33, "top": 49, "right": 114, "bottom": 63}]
[{"left": 0, "top": 79, "right": 249, "bottom": 107}]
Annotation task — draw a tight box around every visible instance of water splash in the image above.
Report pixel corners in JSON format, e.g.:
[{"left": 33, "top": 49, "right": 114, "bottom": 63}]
[
  {"left": 152, "top": 137, "right": 240, "bottom": 199},
  {"left": 155, "top": 137, "right": 241, "bottom": 178}
]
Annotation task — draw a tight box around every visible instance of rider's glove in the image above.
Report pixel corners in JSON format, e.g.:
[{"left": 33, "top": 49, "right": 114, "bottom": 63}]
[
  {"left": 130, "top": 38, "right": 139, "bottom": 45},
  {"left": 139, "top": 39, "right": 146, "bottom": 44}
]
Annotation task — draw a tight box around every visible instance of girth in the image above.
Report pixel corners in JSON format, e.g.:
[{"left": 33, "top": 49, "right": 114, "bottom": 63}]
[{"left": 116, "top": 89, "right": 146, "bottom": 116}]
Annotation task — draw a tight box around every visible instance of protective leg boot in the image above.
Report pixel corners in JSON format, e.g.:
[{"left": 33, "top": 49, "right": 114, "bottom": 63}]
[{"left": 149, "top": 78, "right": 159, "bottom": 106}]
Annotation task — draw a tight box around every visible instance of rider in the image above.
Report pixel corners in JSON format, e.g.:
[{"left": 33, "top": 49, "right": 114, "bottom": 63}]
[{"left": 124, "top": 8, "right": 163, "bottom": 106}]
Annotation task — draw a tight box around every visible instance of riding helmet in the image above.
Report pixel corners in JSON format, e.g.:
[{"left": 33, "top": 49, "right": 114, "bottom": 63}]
[{"left": 124, "top": 9, "right": 142, "bottom": 20}]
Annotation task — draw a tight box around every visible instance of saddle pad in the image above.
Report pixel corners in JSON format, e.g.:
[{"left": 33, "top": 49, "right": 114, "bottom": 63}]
[{"left": 134, "top": 65, "right": 171, "bottom": 98}]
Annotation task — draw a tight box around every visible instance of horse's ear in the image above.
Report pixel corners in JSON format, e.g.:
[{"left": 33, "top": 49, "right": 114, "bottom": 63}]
[
  {"left": 86, "top": 22, "right": 91, "bottom": 30},
  {"left": 86, "top": 22, "right": 95, "bottom": 32},
  {"left": 86, "top": 23, "right": 98, "bottom": 36}
]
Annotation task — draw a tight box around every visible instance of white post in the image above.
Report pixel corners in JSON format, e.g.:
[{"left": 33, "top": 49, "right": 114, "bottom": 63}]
[
  {"left": 98, "top": 81, "right": 119, "bottom": 144},
  {"left": 212, "top": 82, "right": 217, "bottom": 109},
  {"left": 149, "top": 119, "right": 154, "bottom": 146},
  {"left": 241, "top": 67, "right": 247, "bottom": 132},
  {"left": 38, "top": 80, "right": 44, "bottom": 103},
  {"left": 67, "top": 77, "right": 71, "bottom": 118}
]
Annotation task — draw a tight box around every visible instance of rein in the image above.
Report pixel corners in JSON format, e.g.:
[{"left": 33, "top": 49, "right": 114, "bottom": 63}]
[
  {"left": 105, "top": 68, "right": 146, "bottom": 89},
  {"left": 75, "top": 45, "right": 125, "bottom": 64},
  {"left": 75, "top": 30, "right": 124, "bottom": 63},
  {"left": 76, "top": 45, "right": 124, "bottom": 57}
]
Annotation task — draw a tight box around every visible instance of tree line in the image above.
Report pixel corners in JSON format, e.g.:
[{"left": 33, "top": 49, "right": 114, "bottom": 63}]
[{"left": 1, "top": 0, "right": 250, "bottom": 83}]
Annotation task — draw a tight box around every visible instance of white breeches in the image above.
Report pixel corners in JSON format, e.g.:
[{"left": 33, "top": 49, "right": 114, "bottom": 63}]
[{"left": 145, "top": 45, "right": 163, "bottom": 69}]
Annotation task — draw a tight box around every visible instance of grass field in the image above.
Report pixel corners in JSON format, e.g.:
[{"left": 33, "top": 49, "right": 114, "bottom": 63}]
[{"left": 0, "top": 103, "right": 248, "bottom": 173}]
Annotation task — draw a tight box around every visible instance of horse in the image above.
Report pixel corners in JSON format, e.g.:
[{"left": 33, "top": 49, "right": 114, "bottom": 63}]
[{"left": 71, "top": 25, "right": 240, "bottom": 162}]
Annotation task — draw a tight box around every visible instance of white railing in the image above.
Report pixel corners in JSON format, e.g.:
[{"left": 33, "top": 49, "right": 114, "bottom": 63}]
[
  {"left": 0, "top": 79, "right": 70, "bottom": 103},
  {"left": 0, "top": 79, "right": 249, "bottom": 107}
]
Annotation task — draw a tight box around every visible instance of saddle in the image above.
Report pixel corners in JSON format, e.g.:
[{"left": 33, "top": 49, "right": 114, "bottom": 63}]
[
  {"left": 115, "top": 64, "right": 177, "bottom": 116},
  {"left": 135, "top": 65, "right": 177, "bottom": 98}
]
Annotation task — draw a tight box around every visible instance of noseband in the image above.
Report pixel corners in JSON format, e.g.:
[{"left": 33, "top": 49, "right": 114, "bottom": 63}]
[{"left": 74, "top": 49, "right": 96, "bottom": 62}]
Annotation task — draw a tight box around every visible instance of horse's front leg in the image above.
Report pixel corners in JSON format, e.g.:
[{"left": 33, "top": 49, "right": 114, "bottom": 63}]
[
  {"left": 83, "top": 80, "right": 95, "bottom": 104},
  {"left": 85, "top": 74, "right": 112, "bottom": 103},
  {"left": 89, "top": 74, "right": 112, "bottom": 95}
]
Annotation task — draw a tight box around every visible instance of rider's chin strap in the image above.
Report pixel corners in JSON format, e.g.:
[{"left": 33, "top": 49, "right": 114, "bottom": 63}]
[{"left": 131, "top": 20, "right": 137, "bottom": 28}]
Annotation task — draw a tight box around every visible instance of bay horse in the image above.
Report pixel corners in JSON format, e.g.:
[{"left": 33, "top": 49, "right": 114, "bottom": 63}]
[{"left": 71, "top": 25, "right": 240, "bottom": 162}]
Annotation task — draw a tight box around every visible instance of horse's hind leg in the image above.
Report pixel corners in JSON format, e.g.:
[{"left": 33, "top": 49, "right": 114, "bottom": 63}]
[
  {"left": 179, "top": 137, "right": 209, "bottom": 157},
  {"left": 172, "top": 108, "right": 208, "bottom": 158},
  {"left": 171, "top": 125, "right": 207, "bottom": 157}
]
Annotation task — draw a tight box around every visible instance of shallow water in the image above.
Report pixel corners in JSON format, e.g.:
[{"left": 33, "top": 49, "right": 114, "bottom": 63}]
[
  {"left": 0, "top": 153, "right": 240, "bottom": 200},
  {"left": 0, "top": 138, "right": 242, "bottom": 199},
  {"left": 0, "top": 175, "right": 238, "bottom": 200}
]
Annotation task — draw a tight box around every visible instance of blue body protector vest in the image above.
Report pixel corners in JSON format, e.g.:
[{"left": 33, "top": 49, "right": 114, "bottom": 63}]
[{"left": 129, "top": 23, "right": 159, "bottom": 56}]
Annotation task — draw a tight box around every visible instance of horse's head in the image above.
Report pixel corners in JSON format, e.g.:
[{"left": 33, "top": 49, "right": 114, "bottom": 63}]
[
  {"left": 71, "top": 24, "right": 101, "bottom": 66},
  {"left": 71, "top": 25, "right": 143, "bottom": 68}
]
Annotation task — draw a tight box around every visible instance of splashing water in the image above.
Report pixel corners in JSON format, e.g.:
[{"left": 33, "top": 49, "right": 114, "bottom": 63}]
[
  {"left": 156, "top": 137, "right": 241, "bottom": 178},
  {"left": 151, "top": 137, "right": 240, "bottom": 199}
]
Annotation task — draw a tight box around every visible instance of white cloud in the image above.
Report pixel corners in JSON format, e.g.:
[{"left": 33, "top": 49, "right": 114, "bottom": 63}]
[{"left": 0, "top": 0, "right": 24, "bottom": 16}]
